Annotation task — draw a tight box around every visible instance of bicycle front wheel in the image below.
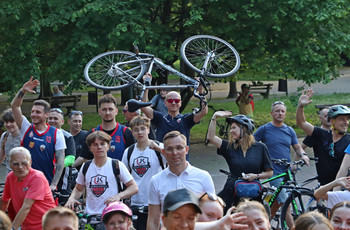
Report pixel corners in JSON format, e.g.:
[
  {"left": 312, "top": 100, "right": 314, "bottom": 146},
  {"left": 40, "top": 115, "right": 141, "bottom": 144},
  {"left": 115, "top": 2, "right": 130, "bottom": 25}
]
[
  {"left": 84, "top": 51, "right": 146, "bottom": 90},
  {"left": 180, "top": 35, "right": 240, "bottom": 78},
  {"left": 280, "top": 189, "right": 319, "bottom": 230}
]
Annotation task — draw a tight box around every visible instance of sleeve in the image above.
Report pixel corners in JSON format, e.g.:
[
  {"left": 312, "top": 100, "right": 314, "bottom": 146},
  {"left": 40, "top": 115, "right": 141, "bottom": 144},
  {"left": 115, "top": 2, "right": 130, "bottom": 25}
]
[
  {"left": 253, "top": 125, "right": 263, "bottom": 142},
  {"left": 203, "top": 171, "right": 216, "bottom": 194},
  {"left": 81, "top": 130, "right": 94, "bottom": 160},
  {"left": 118, "top": 161, "right": 133, "bottom": 184},
  {"left": 25, "top": 173, "right": 48, "bottom": 201},
  {"left": 302, "top": 135, "right": 313, "bottom": 147},
  {"left": 152, "top": 111, "right": 162, "bottom": 126},
  {"left": 65, "top": 135, "right": 76, "bottom": 157},
  {"left": 150, "top": 95, "right": 159, "bottom": 107},
  {"left": 123, "top": 128, "right": 135, "bottom": 148},
  {"left": 345, "top": 144, "right": 350, "bottom": 155},
  {"left": 55, "top": 129, "right": 67, "bottom": 151},
  {"left": 327, "top": 191, "right": 350, "bottom": 209},
  {"left": 184, "top": 113, "right": 197, "bottom": 127},
  {"left": 217, "top": 139, "right": 228, "bottom": 157},
  {"left": 289, "top": 127, "right": 298, "bottom": 145},
  {"left": 121, "top": 148, "right": 130, "bottom": 170},
  {"left": 148, "top": 177, "right": 160, "bottom": 205}
]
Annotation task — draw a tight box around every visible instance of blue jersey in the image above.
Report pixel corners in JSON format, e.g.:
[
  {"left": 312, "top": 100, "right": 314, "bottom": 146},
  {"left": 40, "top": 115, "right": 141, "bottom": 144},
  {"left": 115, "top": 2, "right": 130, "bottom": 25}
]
[
  {"left": 93, "top": 124, "right": 127, "bottom": 160},
  {"left": 21, "top": 124, "right": 57, "bottom": 184}
]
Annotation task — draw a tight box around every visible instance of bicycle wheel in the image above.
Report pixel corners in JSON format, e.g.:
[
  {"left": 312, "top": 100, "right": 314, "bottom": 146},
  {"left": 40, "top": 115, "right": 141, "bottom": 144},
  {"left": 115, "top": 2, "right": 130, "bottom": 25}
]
[
  {"left": 280, "top": 189, "right": 319, "bottom": 230},
  {"left": 84, "top": 51, "right": 146, "bottom": 90},
  {"left": 180, "top": 35, "right": 240, "bottom": 78}
]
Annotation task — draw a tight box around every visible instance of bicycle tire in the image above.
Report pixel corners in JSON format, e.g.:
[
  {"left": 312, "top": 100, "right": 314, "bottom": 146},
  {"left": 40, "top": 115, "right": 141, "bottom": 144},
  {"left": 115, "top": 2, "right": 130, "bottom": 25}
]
[
  {"left": 180, "top": 35, "right": 240, "bottom": 78},
  {"left": 280, "top": 189, "right": 319, "bottom": 230},
  {"left": 84, "top": 51, "right": 146, "bottom": 90}
]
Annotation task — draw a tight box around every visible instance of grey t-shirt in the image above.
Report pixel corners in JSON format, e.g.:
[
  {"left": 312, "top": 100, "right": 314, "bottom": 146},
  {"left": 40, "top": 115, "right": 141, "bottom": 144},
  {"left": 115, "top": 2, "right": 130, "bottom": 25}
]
[{"left": 0, "top": 132, "right": 21, "bottom": 174}]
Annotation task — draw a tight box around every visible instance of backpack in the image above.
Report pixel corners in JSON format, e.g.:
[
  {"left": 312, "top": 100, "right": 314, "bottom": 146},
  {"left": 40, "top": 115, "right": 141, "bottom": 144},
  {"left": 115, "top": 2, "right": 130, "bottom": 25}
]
[
  {"left": 82, "top": 159, "right": 124, "bottom": 192},
  {"left": 1, "top": 131, "right": 9, "bottom": 151},
  {"left": 127, "top": 141, "right": 165, "bottom": 172}
]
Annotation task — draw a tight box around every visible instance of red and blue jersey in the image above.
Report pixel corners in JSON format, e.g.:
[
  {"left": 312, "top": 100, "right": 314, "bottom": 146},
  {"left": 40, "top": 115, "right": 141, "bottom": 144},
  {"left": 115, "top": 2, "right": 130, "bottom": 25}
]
[
  {"left": 93, "top": 123, "right": 127, "bottom": 160},
  {"left": 21, "top": 124, "right": 57, "bottom": 184}
]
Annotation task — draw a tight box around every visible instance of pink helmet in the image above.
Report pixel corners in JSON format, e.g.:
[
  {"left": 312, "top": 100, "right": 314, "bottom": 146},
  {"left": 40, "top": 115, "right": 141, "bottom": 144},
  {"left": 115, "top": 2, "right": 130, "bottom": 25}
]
[{"left": 102, "top": 201, "right": 132, "bottom": 223}]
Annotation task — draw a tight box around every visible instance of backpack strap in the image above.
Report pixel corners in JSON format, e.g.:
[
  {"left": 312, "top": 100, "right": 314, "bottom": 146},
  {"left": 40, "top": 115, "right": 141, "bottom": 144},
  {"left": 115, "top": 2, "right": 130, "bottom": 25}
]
[
  {"left": 111, "top": 159, "right": 124, "bottom": 192},
  {"left": 1, "top": 132, "right": 9, "bottom": 151},
  {"left": 127, "top": 143, "right": 136, "bottom": 172},
  {"left": 153, "top": 140, "right": 165, "bottom": 170},
  {"left": 82, "top": 160, "right": 92, "bottom": 178}
]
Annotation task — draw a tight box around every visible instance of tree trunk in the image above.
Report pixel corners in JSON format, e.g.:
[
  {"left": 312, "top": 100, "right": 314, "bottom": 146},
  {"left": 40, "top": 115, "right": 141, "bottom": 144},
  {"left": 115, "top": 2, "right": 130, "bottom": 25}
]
[
  {"left": 39, "top": 75, "right": 52, "bottom": 98},
  {"left": 227, "top": 81, "right": 238, "bottom": 98}
]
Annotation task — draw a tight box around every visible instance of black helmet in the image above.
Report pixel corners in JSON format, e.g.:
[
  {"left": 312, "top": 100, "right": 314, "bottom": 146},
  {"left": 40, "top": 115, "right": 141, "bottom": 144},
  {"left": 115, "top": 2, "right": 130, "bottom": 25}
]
[
  {"left": 241, "top": 83, "right": 250, "bottom": 90},
  {"left": 226, "top": 115, "right": 255, "bottom": 134},
  {"left": 327, "top": 105, "right": 350, "bottom": 121}
]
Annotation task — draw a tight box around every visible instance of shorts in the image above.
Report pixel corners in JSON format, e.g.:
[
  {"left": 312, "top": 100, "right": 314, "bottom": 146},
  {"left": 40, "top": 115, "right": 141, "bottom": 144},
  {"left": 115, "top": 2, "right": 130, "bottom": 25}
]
[{"left": 269, "top": 176, "right": 289, "bottom": 204}]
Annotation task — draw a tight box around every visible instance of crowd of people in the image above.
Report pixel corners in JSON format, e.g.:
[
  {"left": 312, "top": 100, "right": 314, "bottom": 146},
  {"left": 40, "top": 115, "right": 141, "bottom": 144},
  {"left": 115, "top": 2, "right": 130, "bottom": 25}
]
[{"left": 0, "top": 76, "right": 350, "bottom": 230}]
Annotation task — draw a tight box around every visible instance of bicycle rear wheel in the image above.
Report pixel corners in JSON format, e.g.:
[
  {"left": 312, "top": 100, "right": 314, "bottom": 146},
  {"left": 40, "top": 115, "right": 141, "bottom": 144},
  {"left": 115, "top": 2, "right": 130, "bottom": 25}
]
[
  {"left": 180, "top": 35, "right": 240, "bottom": 78},
  {"left": 280, "top": 189, "right": 319, "bottom": 230},
  {"left": 84, "top": 51, "right": 146, "bottom": 90}
]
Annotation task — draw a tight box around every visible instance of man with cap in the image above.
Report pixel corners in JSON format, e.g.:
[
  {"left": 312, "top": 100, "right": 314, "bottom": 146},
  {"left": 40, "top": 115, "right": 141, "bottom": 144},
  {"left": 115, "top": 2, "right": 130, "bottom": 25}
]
[
  {"left": 161, "top": 188, "right": 248, "bottom": 230},
  {"left": 235, "top": 83, "right": 254, "bottom": 117}
]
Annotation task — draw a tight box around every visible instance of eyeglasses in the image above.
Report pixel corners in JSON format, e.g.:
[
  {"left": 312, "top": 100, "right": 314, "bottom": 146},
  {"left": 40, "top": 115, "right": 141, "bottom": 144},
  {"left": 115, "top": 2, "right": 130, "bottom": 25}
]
[
  {"left": 50, "top": 108, "right": 64, "bottom": 114},
  {"left": 11, "top": 161, "right": 29, "bottom": 167},
  {"left": 273, "top": 101, "right": 285, "bottom": 106},
  {"left": 199, "top": 192, "right": 226, "bottom": 208},
  {"left": 69, "top": 110, "right": 83, "bottom": 118},
  {"left": 166, "top": 98, "right": 181, "bottom": 104}
]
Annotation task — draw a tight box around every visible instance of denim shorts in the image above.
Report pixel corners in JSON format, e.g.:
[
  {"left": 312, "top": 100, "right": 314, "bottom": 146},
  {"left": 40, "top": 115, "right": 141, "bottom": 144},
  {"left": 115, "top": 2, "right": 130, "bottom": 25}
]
[{"left": 269, "top": 176, "right": 289, "bottom": 204}]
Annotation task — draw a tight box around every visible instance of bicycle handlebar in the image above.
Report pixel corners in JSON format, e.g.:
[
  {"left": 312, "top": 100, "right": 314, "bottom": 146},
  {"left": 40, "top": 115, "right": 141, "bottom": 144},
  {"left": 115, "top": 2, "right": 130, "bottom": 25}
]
[{"left": 271, "top": 157, "right": 318, "bottom": 167}]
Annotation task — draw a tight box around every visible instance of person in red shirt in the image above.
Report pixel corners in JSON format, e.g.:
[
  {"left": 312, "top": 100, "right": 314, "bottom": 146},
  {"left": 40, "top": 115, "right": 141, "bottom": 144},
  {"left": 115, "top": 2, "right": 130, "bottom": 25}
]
[{"left": 1, "top": 146, "right": 56, "bottom": 230}]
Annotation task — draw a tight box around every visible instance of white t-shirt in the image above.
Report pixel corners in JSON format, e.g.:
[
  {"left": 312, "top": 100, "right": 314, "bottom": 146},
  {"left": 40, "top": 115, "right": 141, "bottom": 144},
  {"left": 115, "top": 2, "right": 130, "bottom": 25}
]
[
  {"left": 122, "top": 143, "right": 166, "bottom": 206},
  {"left": 327, "top": 190, "right": 350, "bottom": 208},
  {"left": 148, "top": 163, "right": 215, "bottom": 209},
  {"left": 76, "top": 158, "right": 133, "bottom": 215},
  {"left": 20, "top": 116, "right": 66, "bottom": 151}
]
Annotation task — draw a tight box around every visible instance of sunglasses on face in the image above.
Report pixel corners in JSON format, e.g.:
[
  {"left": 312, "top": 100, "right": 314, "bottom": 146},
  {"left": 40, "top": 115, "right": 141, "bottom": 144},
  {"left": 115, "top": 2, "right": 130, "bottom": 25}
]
[
  {"left": 199, "top": 192, "right": 226, "bottom": 208},
  {"left": 50, "top": 108, "right": 64, "bottom": 115},
  {"left": 166, "top": 98, "right": 181, "bottom": 104},
  {"left": 69, "top": 110, "right": 83, "bottom": 118}
]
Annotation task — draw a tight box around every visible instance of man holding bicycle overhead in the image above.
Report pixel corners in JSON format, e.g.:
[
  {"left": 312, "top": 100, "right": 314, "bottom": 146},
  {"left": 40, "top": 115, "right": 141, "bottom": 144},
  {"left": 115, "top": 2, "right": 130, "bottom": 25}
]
[
  {"left": 297, "top": 89, "right": 350, "bottom": 185},
  {"left": 254, "top": 100, "right": 309, "bottom": 230}
]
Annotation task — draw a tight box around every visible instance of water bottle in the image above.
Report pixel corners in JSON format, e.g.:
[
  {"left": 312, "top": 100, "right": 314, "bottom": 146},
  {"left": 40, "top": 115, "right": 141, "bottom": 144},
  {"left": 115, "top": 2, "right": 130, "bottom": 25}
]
[{"left": 264, "top": 187, "right": 276, "bottom": 203}]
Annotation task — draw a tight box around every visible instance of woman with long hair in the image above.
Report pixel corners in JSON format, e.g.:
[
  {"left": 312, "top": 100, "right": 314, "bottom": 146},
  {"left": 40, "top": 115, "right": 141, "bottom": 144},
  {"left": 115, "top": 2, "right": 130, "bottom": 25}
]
[
  {"left": 207, "top": 112, "right": 273, "bottom": 211},
  {"left": 330, "top": 201, "right": 350, "bottom": 230}
]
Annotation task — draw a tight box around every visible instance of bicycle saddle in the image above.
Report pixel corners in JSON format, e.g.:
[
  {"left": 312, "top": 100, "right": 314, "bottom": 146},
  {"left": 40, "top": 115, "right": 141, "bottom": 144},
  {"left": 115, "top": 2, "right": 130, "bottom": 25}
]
[{"left": 127, "top": 99, "right": 152, "bottom": 112}]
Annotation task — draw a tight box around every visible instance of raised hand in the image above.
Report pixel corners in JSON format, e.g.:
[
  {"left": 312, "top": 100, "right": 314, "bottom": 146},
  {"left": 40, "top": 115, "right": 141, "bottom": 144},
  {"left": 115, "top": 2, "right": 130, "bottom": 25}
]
[
  {"left": 213, "top": 110, "right": 233, "bottom": 118},
  {"left": 22, "top": 76, "right": 40, "bottom": 94},
  {"left": 298, "top": 89, "right": 314, "bottom": 107}
]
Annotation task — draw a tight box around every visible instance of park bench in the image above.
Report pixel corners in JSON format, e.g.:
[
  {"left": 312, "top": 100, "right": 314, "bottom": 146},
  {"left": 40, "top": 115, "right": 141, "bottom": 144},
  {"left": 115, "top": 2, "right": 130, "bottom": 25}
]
[
  {"left": 315, "top": 103, "right": 350, "bottom": 110},
  {"left": 43, "top": 95, "right": 82, "bottom": 115},
  {"left": 248, "top": 83, "right": 273, "bottom": 99}
]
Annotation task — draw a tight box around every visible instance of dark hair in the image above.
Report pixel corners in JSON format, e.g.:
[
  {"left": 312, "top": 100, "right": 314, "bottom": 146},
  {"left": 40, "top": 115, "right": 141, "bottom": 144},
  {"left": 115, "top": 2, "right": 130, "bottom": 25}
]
[
  {"left": 33, "top": 99, "right": 51, "bottom": 113},
  {"left": 99, "top": 94, "right": 117, "bottom": 107},
  {"left": 163, "top": 131, "right": 187, "bottom": 143},
  {"left": 86, "top": 131, "right": 112, "bottom": 146},
  {"left": 293, "top": 211, "right": 332, "bottom": 230},
  {"left": 129, "top": 116, "right": 150, "bottom": 129},
  {"left": 1, "top": 108, "right": 15, "bottom": 123},
  {"left": 331, "top": 201, "right": 350, "bottom": 218}
]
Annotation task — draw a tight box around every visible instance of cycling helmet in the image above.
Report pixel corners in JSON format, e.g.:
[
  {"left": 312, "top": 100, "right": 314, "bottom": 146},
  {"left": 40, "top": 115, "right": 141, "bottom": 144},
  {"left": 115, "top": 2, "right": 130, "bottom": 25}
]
[
  {"left": 226, "top": 115, "right": 255, "bottom": 134},
  {"left": 327, "top": 105, "right": 350, "bottom": 121},
  {"left": 241, "top": 83, "right": 250, "bottom": 90},
  {"left": 102, "top": 201, "right": 132, "bottom": 223}
]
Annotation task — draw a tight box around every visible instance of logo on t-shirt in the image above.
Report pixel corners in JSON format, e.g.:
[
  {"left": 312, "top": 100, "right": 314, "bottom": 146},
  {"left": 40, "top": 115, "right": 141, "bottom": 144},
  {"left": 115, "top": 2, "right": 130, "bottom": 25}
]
[
  {"left": 29, "top": 131, "right": 34, "bottom": 138},
  {"left": 40, "top": 145, "right": 46, "bottom": 151},
  {"left": 29, "top": 142, "right": 35, "bottom": 148},
  {"left": 132, "top": 156, "right": 150, "bottom": 177},
  {"left": 90, "top": 174, "right": 109, "bottom": 197}
]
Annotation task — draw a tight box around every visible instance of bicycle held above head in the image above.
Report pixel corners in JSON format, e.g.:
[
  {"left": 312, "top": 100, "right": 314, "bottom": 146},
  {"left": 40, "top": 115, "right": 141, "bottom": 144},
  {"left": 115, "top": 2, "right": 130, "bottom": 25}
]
[{"left": 84, "top": 35, "right": 241, "bottom": 112}]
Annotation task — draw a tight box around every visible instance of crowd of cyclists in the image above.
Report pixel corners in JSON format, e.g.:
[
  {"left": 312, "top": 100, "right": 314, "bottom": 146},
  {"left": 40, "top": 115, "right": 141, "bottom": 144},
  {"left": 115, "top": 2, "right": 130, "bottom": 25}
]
[{"left": 0, "top": 76, "right": 350, "bottom": 230}]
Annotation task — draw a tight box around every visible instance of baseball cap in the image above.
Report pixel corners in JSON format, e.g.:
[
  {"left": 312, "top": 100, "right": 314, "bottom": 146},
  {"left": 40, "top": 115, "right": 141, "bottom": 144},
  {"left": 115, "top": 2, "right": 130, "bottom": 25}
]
[{"left": 163, "top": 188, "right": 202, "bottom": 214}]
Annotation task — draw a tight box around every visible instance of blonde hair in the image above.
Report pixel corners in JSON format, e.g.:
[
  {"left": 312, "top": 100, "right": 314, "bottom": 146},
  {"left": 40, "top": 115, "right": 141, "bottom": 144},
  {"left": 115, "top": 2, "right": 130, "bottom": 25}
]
[
  {"left": 42, "top": 207, "right": 78, "bottom": 230},
  {"left": 235, "top": 199, "right": 269, "bottom": 220},
  {"left": 228, "top": 123, "right": 255, "bottom": 153}
]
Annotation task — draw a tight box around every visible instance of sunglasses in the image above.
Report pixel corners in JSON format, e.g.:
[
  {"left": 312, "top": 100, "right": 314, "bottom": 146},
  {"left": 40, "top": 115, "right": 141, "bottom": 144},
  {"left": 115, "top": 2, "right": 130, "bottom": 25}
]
[
  {"left": 167, "top": 98, "right": 181, "bottom": 104},
  {"left": 50, "top": 108, "right": 64, "bottom": 114},
  {"left": 69, "top": 110, "right": 83, "bottom": 118},
  {"left": 273, "top": 101, "right": 285, "bottom": 106},
  {"left": 199, "top": 192, "right": 226, "bottom": 208}
]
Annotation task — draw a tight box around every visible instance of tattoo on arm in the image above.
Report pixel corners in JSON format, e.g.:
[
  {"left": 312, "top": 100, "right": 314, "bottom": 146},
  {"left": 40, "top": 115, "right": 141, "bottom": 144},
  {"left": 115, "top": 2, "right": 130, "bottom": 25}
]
[
  {"left": 17, "top": 90, "right": 25, "bottom": 99},
  {"left": 51, "top": 149, "right": 65, "bottom": 187}
]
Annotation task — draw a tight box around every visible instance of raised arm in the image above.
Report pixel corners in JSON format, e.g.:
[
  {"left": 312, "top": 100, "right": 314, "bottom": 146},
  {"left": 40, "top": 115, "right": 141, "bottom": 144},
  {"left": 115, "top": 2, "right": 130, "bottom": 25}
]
[
  {"left": 336, "top": 154, "right": 350, "bottom": 180},
  {"left": 142, "top": 73, "right": 152, "bottom": 102},
  {"left": 50, "top": 149, "right": 65, "bottom": 190},
  {"left": 207, "top": 111, "right": 232, "bottom": 149},
  {"left": 193, "top": 99, "right": 208, "bottom": 123},
  {"left": 296, "top": 89, "right": 315, "bottom": 136},
  {"left": 11, "top": 77, "right": 40, "bottom": 129},
  {"left": 12, "top": 199, "right": 35, "bottom": 229}
]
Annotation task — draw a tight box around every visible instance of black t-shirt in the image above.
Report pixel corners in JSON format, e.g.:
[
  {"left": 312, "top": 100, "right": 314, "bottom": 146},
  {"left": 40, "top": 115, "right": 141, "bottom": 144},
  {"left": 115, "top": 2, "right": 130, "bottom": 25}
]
[
  {"left": 217, "top": 140, "right": 273, "bottom": 181},
  {"left": 72, "top": 130, "right": 88, "bottom": 159},
  {"left": 310, "top": 127, "right": 350, "bottom": 185},
  {"left": 81, "top": 124, "right": 134, "bottom": 160}
]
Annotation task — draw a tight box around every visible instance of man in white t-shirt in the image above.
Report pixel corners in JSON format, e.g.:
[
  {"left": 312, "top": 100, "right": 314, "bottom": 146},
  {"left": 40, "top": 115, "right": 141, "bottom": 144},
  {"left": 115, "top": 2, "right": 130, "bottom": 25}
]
[
  {"left": 122, "top": 116, "right": 166, "bottom": 230},
  {"left": 314, "top": 176, "right": 350, "bottom": 209},
  {"left": 65, "top": 131, "right": 138, "bottom": 228},
  {"left": 11, "top": 77, "right": 66, "bottom": 190},
  {"left": 147, "top": 131, "right": 215, "bottom": 230}
]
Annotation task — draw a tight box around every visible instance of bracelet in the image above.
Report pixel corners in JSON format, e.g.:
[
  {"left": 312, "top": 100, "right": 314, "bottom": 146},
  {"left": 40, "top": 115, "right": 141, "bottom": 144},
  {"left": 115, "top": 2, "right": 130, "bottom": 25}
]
[
  {"left": 302, "top": 153, "right": 307, "bottom": 156},
  {"left": 211, "top": 118, "right": 216, "bottom": 121}
]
